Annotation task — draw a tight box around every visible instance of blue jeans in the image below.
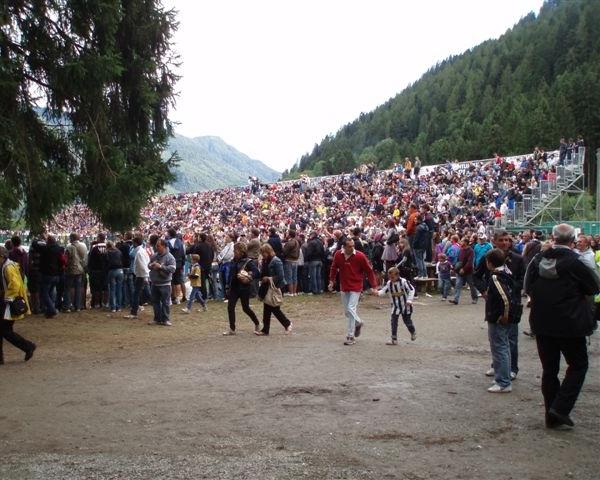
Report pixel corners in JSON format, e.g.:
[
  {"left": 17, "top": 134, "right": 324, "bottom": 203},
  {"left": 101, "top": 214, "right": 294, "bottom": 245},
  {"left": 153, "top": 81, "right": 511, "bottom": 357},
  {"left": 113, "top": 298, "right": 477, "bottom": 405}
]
[
  {"left": 64, "top": 274, "right": 83, "bottom": 311},
  {"left": 341, "top": 291, "right": 362, "bottom": 338},
  {"left": 187, "top": 287, "right": 206, "bottom": 309},
  {"left": 130, "top": 276, "right": 148, "bottom": 316},
  {"left": 151, "top": 285, "right": 171, "bottom": 324},
  {"left": 108, "top": 269, "right": 124, "bottom": 311},
  {"left": 41, "top": 274, "right": 60, "bottom": 316},
  {"left": 308, "top": 260, "right": 322, "bottom": 293},
  {"left": 121, "top": 271, "right": 134, "bottom": 308},
  {"left": 219, "top": 262, "right": 232, "bottom": 298},
  {"left": 414, "top": 249, "right": 426, "bottom": 278},
  {"left": 284, "top": 261, "right": 298, "bottom": 285},
  {"left": 488, "top": 322, "right": 512, "bottom": 388},
  {"left": 211, "top": 263, "right": 222, "bottom": 299},
  {"left": 508, "top": 322, "right": 519, "bottom": 374},
  {"left": 439, "top": 278, "right": 451, "bottom": 298},
  {"left": 454, "top": 273, "right": 478, "bottom": 303}
]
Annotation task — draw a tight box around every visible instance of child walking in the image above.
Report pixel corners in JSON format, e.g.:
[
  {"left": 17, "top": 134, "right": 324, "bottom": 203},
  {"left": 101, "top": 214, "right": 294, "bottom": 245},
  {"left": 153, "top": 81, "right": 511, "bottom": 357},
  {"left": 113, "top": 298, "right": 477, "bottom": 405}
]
[
  {"left": 436, "top": 253, "right": 452, "bottom": 300},
  {"left": 377, "top": 267, "right": 416, "bottom": 345},
  {"left": 182, "top": 254, "right": 207, "bottom": 313}
]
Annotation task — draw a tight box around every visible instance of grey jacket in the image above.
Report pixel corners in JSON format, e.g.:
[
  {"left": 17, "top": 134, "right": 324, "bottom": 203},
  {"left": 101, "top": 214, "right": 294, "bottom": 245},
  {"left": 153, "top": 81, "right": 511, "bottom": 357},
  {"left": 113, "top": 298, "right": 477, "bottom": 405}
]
[{"left": 149, "top": 251, "right": 176, "bottom": 286}]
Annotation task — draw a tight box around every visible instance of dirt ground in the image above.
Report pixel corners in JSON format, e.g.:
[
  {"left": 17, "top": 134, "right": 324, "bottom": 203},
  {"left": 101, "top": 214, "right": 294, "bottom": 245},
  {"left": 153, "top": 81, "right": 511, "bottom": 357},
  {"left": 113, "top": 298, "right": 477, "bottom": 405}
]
[{"left": 0, "top": 292, "right": 598, "bottom": 479}]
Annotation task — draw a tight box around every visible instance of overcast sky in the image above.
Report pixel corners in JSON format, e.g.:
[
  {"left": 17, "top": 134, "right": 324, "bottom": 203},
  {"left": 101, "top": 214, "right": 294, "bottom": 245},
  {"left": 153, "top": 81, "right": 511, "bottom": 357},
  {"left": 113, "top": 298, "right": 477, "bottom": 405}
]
[{"left": 166, "top": 0, "right": 544, "bottom": 172}]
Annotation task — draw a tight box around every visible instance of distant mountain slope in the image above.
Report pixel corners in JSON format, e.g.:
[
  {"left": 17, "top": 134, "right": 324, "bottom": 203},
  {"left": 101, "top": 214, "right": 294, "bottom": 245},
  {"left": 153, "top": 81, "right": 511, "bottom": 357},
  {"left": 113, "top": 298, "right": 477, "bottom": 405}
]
[{"left": 165, "top": 135, "right": 280, "bottom": 193}]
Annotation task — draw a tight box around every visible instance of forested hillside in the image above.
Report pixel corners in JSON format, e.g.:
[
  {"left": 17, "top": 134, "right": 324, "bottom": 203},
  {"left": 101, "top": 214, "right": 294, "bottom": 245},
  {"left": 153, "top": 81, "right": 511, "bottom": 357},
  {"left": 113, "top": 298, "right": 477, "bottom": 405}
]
[
  {"left": 164, "top": 135, "right": 279, "bottom": 193},
  {"left": 286, "top": 0, "right": 600, "bottom": 179}
]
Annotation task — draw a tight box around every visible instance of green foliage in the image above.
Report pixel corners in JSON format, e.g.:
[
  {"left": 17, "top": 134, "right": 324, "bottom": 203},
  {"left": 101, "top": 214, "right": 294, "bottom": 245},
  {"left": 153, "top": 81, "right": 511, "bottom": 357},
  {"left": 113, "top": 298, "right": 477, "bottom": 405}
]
[
  {"left": 287, "top": 0, "right": 600, "bottom": 178},
  {"left": 0, "top": 0, "right": 179, "bottom": 233}
]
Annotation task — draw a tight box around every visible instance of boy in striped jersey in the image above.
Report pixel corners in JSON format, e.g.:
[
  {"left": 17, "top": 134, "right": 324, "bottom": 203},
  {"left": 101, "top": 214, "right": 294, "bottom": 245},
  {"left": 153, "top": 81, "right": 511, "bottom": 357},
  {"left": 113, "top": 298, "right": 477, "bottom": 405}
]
[{"left": 377, "top": 267, "right": 416, "bottom": 345}]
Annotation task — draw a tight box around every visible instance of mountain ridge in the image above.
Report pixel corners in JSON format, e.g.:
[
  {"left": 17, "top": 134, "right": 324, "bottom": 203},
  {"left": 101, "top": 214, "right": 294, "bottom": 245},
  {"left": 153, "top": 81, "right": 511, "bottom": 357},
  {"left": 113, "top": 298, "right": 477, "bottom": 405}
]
[{"left": 165, "top": 134, "right": 280, "bottom": 193}]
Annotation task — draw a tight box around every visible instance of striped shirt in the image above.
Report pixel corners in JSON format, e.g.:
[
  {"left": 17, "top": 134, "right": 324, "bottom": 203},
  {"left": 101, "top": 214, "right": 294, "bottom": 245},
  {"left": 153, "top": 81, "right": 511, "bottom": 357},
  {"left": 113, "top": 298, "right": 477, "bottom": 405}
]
[{"left": 378, "top": 279, "right": 415, "bottom": 316}]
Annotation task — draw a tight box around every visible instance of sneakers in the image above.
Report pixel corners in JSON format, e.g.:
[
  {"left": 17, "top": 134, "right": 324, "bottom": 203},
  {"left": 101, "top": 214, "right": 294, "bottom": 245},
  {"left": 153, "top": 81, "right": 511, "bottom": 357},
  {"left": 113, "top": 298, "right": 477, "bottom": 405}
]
[
  {"left": 254, "top": 330, "right": 266, "bottom": 336},
  {"left": 440, "top": 297, "right": 447, "bottom": 301},
  {"left": 181, "top": 308, "right": 191, "bottom": 314},
  {"left": 510, "top": 371, "right": 518, "bottom": 380},
  {"left": 148, "top": 320, "right": 159, "bottom": 325},
  {"left": 163, "top": 321, "right": 173, "bottom": 326},
  {"left": 201, "top": 305, "right": 208, "bottom": 312},
  {"left": 222, "top": 330, "right": 236, "bottom": 336},
  {"left": 411, "top": 332, "right": 417, "bottom": 341},
  {"left": 448, "top": 300, "right": 458, "bottom": 305},
  {"left": 386, "top": 339, "right": 398, "bottom": 346},
  {"left": 485, "top": 367, "right": 495, "bottom": 377},
  {"left": 487, "top": 383, "right": 512, "bottom": 393},
  {"left": 285, "top": 322, "right": 293, "bottom": 335},
  {"left": 343, "top": 336, "right": 356, "bottom": 345},
  {"left": 354, "top": 321, "right": 363, "bottom": 338}
]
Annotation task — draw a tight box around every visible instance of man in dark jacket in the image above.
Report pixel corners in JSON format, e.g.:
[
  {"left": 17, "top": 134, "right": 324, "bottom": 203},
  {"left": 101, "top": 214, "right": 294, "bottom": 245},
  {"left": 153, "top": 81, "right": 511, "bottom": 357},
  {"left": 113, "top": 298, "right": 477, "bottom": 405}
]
[
  {"left": 525, "top": 224, "right": 600, "bottom": 428},
  {"left": 412, "top": 216, "right": 429, "bottom": 279},
  {"left": 449, "top": 236, "right": 478, "bottom": 305},
  {"left": 187, "top": 233, "right": 215, "bottom": 300},
  {"left": 267, "top": 228, "right": 283, "bottom": 259},
  {"left": 39, "top": 235, "right": 65, "bottom": 318},
  {"left": 304, "top": 231, "right": 325, "bottom": 294}
]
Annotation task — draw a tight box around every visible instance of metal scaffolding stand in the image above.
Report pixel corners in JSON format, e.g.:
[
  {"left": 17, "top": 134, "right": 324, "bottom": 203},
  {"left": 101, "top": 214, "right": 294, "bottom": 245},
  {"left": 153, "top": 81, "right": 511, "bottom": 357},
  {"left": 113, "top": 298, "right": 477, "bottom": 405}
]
[{"left": 507, "top": 147, "right": 587, "bottom": 229}]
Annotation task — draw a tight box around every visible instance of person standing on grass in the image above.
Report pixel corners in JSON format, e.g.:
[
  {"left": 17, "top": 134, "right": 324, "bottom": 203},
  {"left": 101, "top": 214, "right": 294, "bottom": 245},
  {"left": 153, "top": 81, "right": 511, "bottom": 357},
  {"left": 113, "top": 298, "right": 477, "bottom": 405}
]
[
  {"left": 329, "top": 238, "right": 378, "bottom": 346},
  {"left": 449, "top": 237, "right": 478, "bottom": 305},
  {"left": 377, "top": 266, "right": 416, "bottom": 345},
  {"left": 148, "top": 238, "right": 176, "bottom": 326},
  {"left": 525, "top": 223, "right": 600, "bottom": 428},
  {"left": 0, "top": 245, "right": 36, "bottom": 365},
  {"left": 124, "top": 235, "right": 150, "bottom": 319}
]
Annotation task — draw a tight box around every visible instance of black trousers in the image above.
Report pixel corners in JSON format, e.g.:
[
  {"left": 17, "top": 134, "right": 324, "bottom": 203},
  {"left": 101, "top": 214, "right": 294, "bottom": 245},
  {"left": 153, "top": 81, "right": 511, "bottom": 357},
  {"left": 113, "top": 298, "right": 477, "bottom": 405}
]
[
  {"left": 0, "top": 320, "right": 33, "bottom": 362},
  {"left": 535, "top": 335, "right": 588, "bottom": 416},
  {"left": 227, "top": 289, "right": 259, "bottom": 331},
  {"left": 391, "top": 313, "right": 415, "bottom": 339},
  {"left": 261, "top": 304, "right": 291, "bottom": 335}
]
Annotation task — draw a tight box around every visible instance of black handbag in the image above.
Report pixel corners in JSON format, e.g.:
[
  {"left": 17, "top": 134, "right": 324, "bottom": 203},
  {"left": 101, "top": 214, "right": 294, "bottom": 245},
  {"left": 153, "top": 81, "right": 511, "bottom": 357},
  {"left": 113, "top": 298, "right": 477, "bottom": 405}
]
[{"left": 9, "top": 296, "right": 27, "bottom": 316}]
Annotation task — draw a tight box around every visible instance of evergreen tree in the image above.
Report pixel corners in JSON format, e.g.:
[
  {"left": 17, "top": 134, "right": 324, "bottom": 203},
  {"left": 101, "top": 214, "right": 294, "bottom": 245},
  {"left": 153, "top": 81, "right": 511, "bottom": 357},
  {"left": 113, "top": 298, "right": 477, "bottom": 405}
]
[{"left": 0, "top": 0, "right": 179, "bottom": 232}]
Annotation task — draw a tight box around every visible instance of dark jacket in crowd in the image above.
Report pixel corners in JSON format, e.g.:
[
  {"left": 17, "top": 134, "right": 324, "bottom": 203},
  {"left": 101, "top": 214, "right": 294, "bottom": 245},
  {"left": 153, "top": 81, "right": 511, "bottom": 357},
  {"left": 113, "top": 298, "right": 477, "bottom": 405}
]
[
  {"left": 88, "top": 242, "right": 108, "bottom": 272},
  {"left": 229, "top": 256, "right": 260, "bottom": 293},
  {"left": 525, "top": 246, "right": 600, "bottom": 337},
  {"left": 304, "top": 237, "right": 325, "bottom": 262},
  {"left": 485, "top": 268, "right": 514, "bottom": 324},
  {"left": 412, "top": 222, "right": 430, "bottom": 251},
  {"left": 268, "top": 234, "right": 283, "bottom": 259},
  {"left": 107, "top": 249, "right": 123, "bottom": 270},
  {"left": 187, "top": 241, "right": 214, "bottom": 270},
  {"left": 118, "top": 241, "right": 132, "bottom": 269},
  {"left": 475, "top": 250, "right": 525, "bottom": 299},
  {"left": 40, "top": 242, "right": 65, "bottom": 276}
]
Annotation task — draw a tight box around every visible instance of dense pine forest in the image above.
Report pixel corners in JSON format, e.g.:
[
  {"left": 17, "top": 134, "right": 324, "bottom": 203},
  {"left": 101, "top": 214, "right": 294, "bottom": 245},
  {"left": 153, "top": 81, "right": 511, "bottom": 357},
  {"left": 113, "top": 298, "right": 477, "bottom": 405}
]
[{"left": 285, "top": 0, "right": 600, "bottom": 181}]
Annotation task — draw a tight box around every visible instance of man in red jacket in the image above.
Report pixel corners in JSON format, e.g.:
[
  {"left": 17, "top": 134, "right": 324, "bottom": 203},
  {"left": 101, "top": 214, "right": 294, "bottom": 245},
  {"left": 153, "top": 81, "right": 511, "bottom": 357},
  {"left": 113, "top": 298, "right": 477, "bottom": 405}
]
[{"left": 329, "top": 238, "right": 378, "bottom": 345}]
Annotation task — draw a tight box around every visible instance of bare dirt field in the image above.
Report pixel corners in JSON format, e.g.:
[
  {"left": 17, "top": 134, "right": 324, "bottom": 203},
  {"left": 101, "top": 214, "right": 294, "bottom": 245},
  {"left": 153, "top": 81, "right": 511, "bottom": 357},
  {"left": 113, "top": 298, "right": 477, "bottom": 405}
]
[{"left": 1, "top": 293, "right": 598, "bottom": 479}]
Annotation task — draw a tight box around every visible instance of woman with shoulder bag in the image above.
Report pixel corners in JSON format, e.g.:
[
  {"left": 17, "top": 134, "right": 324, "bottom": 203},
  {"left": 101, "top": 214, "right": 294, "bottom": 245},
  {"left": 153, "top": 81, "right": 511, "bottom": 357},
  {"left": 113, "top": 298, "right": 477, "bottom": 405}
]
[
  {"left": 0, "top": 246, "right": 36, "bottom": 364},
  {"left": 223, "top": 242, "right": 260, "bottom": 336},
  {"left": 255, "top": 244, "right": 292, "bottom": 336}
]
